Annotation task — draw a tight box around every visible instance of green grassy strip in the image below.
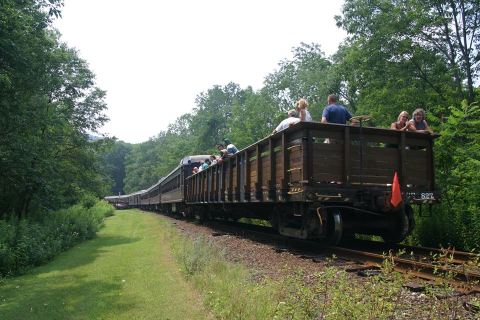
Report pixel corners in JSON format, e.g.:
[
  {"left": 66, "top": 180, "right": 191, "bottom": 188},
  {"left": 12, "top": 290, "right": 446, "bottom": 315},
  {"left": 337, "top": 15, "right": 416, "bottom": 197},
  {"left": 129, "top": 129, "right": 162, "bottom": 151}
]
[
  {"left": 166, "top": 220, "right": 406, "bottom": 320},
  {"left": 0, "top": 210, "right": 210, "bottom": 320},
  {"left": 167, "top": 225, "right": 280, "bottom": 319}
]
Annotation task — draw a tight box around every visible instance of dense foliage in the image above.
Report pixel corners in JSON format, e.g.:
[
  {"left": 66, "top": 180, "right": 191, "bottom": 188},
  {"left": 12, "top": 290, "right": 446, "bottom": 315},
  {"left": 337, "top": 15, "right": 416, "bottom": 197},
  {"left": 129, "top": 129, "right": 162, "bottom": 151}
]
[
  {"left": 0, "top": 0, "right": 111, "bottom": 218},
  {"left": 0, "top": 199, "right": 114, "bottom": 277},
  {"left": 414, "top": 101, "right": 480, "bottom": 250}
]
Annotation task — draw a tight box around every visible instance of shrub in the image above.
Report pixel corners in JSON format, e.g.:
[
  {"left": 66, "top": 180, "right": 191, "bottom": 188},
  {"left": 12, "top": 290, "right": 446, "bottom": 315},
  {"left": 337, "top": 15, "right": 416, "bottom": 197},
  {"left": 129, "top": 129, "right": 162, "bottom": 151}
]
[
  {"left": 0, "top": 200, "right": 114, "bottom": 277},
  {"left": 413, "top": 102, "right": 480, "bottom": 251}
]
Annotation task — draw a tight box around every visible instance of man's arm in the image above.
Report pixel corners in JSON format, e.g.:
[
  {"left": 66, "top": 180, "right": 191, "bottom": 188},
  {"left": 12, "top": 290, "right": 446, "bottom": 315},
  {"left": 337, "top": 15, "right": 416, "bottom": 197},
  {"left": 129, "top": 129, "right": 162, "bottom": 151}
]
[
  {"left": 346, "top": 109, "right": 352, "bottom": 122},
  {"left": 321, "top": 107, "right": 328, "bottom": 123}
]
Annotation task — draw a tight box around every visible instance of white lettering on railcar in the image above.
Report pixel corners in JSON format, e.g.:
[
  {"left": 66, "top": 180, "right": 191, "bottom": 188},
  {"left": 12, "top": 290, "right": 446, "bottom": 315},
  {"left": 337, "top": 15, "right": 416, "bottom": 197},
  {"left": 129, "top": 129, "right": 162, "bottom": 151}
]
[{"left": 420, "top": 193, "right": 434, "bottom": 200}]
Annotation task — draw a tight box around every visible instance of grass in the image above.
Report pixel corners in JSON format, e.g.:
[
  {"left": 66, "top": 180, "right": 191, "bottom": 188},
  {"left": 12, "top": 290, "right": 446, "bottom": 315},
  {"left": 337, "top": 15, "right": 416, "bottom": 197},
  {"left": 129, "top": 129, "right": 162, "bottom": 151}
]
[
  {"left": 0, "top": 210, "right": 210, "bottom": 320},
  {"left": 169, "top": 231, "right": 279, "bottom": 319}
]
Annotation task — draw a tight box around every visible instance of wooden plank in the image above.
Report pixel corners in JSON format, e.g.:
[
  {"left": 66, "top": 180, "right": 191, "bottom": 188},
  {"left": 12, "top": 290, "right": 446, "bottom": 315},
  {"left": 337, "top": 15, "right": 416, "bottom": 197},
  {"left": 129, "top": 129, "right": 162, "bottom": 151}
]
[
  {"left": 351, "top": 145, "right": 399, "bottom": 158},
  {"left": 399, "top": 132, "right": 406, "bottom": 188},
  {"left": 262, "top": 159, "right": 271, "bottom": 187},
  {"left": 282, "top": 132, "right": 289, "bottom": 200},
  {"left": 344, "top": 126, "right": 350, "bottom": 187},
  {"left": 313, "top": 143, "right": 344, "bottom": 154},
  {"left": 350, "top": 175, "right": 391, "bottom": 184},
  {"left": 428, "top": 139, "right": 434, "bottom": 189},
  {"left": 351, "top": 167, "right": 395, "bottom": 176},
  {"left": 313, "top": 161, "right": 343, "bottom": 173},
  {"left": 208, "top": 167, "right": 212, "bottom": 202},
  {"left": 312, "top": 172, "right": 343, "bottom": 183},
  {"left": 405, "top": 149, "right": 428, "bottom": 161},
  {"left": 405, "top": 137, "right": 430, "bottom": 148},
  {"left": 350, "top": 133, "right": 399, "bottom": 144},
  {"left": 290, "top": 170, "right": 303, "bottom": 183},
  {"left": 220, "top": 161, "right": 225, "bottom": 202},
  {"left": 244, "top": 150, "right": 250, "bottom": 201},
  {"left": 236, "top": 155, "right": 241, "bottom": 201},
  {"left": 302, "top": 129, "right": 310, "bottom": 182},
  {"left": 352, "top": 160, "right": 399, "bottom": 170},
  {"left": 310, "top": 129, "right": 344, "bottom": 140},
  {"left": 269, "top": 138, "right": 276, "bottom": 200},
  {"left": 256, "top": 144, "right": 262, "bottom": 200},
  {"left": 229, "top": 159, "right": 234, "bottom": 202},
  {"left": 305, "top": 130, "right": 313, "bottom": 183},
  {"left": 286, "top": 129, "right": 304, "bottom": 143}
]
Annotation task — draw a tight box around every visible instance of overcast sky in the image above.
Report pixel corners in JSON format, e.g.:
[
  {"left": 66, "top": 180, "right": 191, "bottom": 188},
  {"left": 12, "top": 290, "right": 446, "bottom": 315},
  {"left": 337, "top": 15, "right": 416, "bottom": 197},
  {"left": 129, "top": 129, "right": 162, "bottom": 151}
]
[{"left": 54, "top": 0, "right": 346, "bottom": 143}]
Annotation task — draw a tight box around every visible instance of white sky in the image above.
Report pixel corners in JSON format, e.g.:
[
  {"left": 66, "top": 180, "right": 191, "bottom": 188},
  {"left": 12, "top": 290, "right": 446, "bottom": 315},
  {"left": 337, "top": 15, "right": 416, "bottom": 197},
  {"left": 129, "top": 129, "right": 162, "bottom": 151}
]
[{"left": 55, "top": 0, "right": 346, "bottom": 143}]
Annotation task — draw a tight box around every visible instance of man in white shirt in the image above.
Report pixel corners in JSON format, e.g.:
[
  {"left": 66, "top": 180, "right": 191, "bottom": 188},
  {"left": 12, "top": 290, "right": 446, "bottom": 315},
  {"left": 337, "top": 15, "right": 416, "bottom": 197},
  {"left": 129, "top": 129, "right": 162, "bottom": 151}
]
[{"left": 272, "top": 109, "right": 300, "bottom": 134}]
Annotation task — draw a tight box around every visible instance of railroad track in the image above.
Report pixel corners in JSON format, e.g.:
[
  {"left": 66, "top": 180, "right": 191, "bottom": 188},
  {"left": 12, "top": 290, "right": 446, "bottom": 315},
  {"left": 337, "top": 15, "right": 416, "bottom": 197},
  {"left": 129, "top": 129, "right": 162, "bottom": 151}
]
[
  {"left": 172, "top": 216, "right": 480, "bottom": 294},
  {"left": 326, "top": 246, "right": 480, "bottom": 294},
  {"left": 346, "top": 239, "right": 479, "bottom": 265}
]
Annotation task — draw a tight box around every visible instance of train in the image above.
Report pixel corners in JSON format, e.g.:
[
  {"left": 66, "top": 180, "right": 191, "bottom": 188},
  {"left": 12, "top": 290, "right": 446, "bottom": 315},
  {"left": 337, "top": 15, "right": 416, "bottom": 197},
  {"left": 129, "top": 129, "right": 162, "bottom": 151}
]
[{"left": 105, "top": 121, "right": 439, "bottom": 244}]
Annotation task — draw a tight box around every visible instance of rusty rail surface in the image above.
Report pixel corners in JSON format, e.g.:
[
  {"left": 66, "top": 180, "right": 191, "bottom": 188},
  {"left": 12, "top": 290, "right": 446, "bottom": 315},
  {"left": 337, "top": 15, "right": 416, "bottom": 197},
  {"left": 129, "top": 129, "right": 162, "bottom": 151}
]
[
  {"left": 344, "top": 239, "right": 479, "bottom": 265},
  {"left": 325, "top": 246, "right": 480, "bottom": 294}
]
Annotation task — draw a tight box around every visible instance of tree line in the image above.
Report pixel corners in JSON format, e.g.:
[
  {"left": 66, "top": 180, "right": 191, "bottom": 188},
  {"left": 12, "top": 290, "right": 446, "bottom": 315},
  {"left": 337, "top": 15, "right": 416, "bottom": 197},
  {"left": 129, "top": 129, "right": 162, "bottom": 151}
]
[{"left": 0, "top": 0, "right": 112, "bottom": 218}]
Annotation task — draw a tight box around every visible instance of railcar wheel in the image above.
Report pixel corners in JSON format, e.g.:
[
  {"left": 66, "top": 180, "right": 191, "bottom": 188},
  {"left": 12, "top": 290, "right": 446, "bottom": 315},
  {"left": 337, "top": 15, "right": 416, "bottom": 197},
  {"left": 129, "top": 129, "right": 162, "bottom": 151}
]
[
  {"left": 269, "top": 209, "right": 279, "bottom": 231},
  {"left": 381, "top": 206, "right": 414, "bottom": 243},
  {"left": 326, "top": 210, "right": 343, "bottom": 245}
]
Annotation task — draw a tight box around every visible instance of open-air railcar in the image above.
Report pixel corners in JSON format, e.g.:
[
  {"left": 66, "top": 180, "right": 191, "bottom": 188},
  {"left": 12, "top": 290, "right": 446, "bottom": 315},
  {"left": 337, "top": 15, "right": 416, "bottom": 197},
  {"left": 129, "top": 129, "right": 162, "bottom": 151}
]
[{"left": 184, "top": 122, "right": 439, "bottom": 243}]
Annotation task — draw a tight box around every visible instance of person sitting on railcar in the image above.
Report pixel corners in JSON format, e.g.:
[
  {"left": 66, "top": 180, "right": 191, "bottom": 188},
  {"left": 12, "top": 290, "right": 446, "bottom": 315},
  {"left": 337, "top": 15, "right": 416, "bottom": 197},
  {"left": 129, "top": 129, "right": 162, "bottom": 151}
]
[
  {"left": 321, "top": 94, "right": 352, "bottom": 124},
  {"left": 192, "top": 167, "right": 199, "bottom": 174},
  {"left": 223, "top": 139, "right": 238, "bottom": 155},
  {"left": 201, "top": 158, "right": 211, "bottom": 171},
  {"left": 408, "top": 108, "right": 433, "bottom": 134},
  {"left": 216, "top": 144, "right": 228, "bottom": 160},
  {"left": 295, "top": 98, "right": 312, "bottom": 122},
  {"left": 391, "top": 111, "right": 415, "bottom": 131},
  {"left": 272, "top": 109, "right": 300, "bottom": 134},
  {"left": 210, "top": 154, "right": 220, "bottom": 165}
]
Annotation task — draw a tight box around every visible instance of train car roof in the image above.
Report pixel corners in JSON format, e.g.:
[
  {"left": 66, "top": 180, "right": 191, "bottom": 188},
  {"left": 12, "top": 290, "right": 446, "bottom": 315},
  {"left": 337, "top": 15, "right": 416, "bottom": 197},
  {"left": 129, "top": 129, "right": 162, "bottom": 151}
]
[
  {"left": 162, "top": 155, "right": 212, "bottom": 180},
  {"left": 180, "top": 155, "right": 212, "bottom": 165}
]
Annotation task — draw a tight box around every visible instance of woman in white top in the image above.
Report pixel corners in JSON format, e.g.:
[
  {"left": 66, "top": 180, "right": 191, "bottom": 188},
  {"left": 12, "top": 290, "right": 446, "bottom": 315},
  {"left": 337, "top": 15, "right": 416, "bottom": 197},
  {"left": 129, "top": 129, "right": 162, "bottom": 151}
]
[{"left": 296, "top": 98, "right": 312, "bottom": 122}]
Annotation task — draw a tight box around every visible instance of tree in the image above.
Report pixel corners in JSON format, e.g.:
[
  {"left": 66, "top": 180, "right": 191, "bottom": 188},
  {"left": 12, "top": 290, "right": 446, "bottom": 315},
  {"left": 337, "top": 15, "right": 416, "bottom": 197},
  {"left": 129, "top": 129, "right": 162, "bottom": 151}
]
[
  {"left": 228, "top": 87, "right": 280, "bottom": 148},
  {"left": 336, "top": 0, "right": 479, "bottom": 112},
  {"left": 190, "top": 83, "right": 244, "bottom": 152},
  {"left": 0, "top": 0, "right": 109, "bottom": 217},
  {"left": 415, "top": 101, "right": 480, "bottom": 250},
  {"left": 264, "top": 42, "right": 339, "bottom": 120},
  {"left": 101, "top": 140, "right": 132, "bottom": 195}
]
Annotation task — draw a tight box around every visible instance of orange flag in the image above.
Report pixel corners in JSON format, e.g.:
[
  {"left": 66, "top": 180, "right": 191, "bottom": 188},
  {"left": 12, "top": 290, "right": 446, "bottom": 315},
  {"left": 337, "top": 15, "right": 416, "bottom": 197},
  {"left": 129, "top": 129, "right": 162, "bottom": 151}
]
[{"left": 390, "top": 171, "right": 402, "bottom": 207}]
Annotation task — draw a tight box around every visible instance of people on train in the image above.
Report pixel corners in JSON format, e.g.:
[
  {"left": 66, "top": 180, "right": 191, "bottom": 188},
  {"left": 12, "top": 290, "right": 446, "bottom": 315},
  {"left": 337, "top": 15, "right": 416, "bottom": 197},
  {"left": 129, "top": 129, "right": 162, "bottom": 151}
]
[
  {"left": 223, "top": 139, "right": 238, "bottom": 155},
  {"left": 321, "top": 94, "right": 352, "bottom": 124},
  {"left": 391, "top": 111, "right": 415, "bottom": 131},
  {"left": 296, "top": 98, "right": 312, "bottom": 122},
  {"left": 409, "top": 108, "right": 433, "bottom": 134},
  {"left": 210, "top": 155, "right": 219, "bottom": 165},
  {"left": 272, "top": 109, "right": 300, "bottom": 134},
  {"left": 201, "top": 158, "right": 211, "bottom": 171},
  {"left": 216, "top": 144, "right": 228, "bottom": 159},
  {"left": 192, "top": 167, "right": 199, "bottom": 174}
]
